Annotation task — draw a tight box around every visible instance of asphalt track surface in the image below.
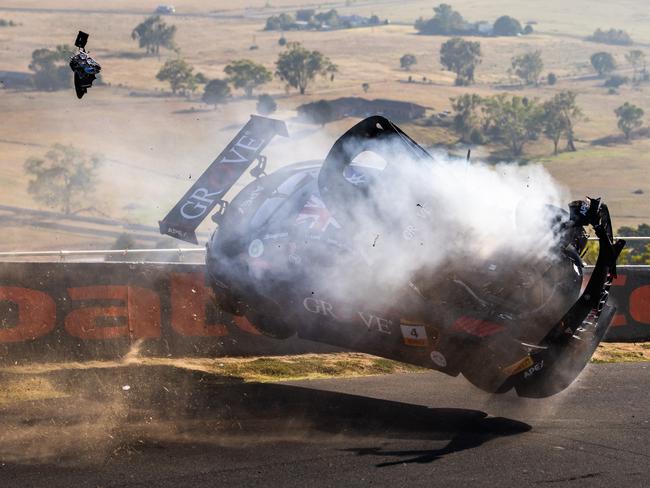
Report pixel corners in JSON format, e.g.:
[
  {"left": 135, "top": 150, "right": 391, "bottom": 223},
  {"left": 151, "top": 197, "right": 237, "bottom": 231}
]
[{"left": 0, "top": 362, "right": 648, "bottom": 487}]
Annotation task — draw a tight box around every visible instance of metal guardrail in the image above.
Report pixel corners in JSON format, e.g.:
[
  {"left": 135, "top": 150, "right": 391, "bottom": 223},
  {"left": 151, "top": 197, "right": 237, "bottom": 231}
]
[
  {"left": 0, "top": 237, "right": 648, "bottom": 259},
  {"left": 0, "top": 247, "right": 205, "bottom": 262},
  {"left": 587, "top": 236, "right": 650, "bottom": 241},
  {"left": 0, "top": 248, "right": 205, "bottom": 259}
]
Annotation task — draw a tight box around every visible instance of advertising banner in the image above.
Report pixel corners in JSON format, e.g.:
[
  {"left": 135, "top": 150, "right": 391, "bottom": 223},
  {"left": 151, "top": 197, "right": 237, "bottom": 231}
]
[{"left": 0, "top": 262, "right": 648, "bottom": 362}]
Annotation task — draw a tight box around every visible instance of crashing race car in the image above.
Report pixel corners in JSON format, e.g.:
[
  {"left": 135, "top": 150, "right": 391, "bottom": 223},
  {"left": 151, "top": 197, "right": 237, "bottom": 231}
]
[
  {"left": 159, "top": 115, "right": 625, "bottom": 398},
  {"left": 69, "top": 31, "right": 101, "bottom": 99}
]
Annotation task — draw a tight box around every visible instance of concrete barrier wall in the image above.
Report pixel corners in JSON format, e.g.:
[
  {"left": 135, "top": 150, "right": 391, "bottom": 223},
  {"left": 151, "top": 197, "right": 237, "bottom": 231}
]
[
  {"left": 0, "top": 262, "right": 648, "bottom": 362},
  {"left": 0, "top": 262, "right": 338, "bottom": 363}
]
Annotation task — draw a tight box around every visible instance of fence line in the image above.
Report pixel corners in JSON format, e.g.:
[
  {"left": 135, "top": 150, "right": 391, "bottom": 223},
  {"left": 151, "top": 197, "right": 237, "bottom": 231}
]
[
  {"left": 0, "top": 248, "right": 205, "bottom": 259},
  {"left": 0, "top": 237, "right": 648, "bottom": 260}
]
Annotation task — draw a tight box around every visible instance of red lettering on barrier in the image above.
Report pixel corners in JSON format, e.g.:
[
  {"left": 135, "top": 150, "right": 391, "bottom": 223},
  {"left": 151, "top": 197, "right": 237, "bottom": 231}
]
[
  {"left": 629, "top": 285, "right": 650, "bottom": 325},
  {"left": 65, "top": 286, "right": 161, "bottom": 340},
  {"left": 0, "top": 287, "right": 56, "bottom": 343},
  {"left": 611, "top": 314, "right": 627, "bottom": 327},
  {"left": 232, "top": 315, "right": 262, "bottom": 335},
  {"left": 170, "top": 273, "right": 228, "bottom": 336}
]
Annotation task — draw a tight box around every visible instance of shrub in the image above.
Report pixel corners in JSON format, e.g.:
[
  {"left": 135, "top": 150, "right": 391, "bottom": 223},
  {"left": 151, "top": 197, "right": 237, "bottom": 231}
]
[
  {"left": 493, "top": 15, "right": 522, "bottom": 36},
  {"left": 604, "top": 75, "right": 628, "bottom": 88},
  {"left": 588, "top": 28, "right": 633, "bottom": 46},
  {"left": 256, "top": 94, "right": 277, "bottom": 115}
]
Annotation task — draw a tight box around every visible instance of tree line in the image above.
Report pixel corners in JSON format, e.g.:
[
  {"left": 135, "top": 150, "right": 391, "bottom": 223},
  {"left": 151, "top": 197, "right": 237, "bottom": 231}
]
[
  {"left": 432, "top": 37, "right": 648, "bottom": 88},
  {"left": 450, "top": 91, "right": 644, "bottom": 157},
  {"left": 265, "top": 8, "right": 383, "bottom": 31},
  {"left": 24, "top": 14, "right": 337, "bottom": 111},
  {"left": 415, "top": 4, "right": 532, "bottom": 37},
  {"left": 155, "top": 41, "right": 337, "bottom": 111}
]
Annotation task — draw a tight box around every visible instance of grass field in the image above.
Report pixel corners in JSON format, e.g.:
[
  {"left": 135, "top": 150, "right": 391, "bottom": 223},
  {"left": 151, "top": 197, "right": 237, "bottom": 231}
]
[{"left": 0, "top": 0, "right": 649, "bottom": 250}]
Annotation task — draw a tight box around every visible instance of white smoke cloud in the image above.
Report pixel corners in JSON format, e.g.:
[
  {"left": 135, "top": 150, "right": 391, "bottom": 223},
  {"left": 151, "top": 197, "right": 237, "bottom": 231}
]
[{"left": 283, "top": 131, "right": 570, "bottom": 314}]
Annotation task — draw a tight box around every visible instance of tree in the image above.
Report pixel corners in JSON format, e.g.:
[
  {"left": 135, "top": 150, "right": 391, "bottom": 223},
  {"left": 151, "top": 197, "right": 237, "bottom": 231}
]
[
  {"left": 296, "top": 9, "right": 315, "bottom": 22},
  {"left": 450, "top": 93, "right": 483, "bottom": 143},
  {"left": 256, "top": 94, "right": 277, "bottom": 115},
  {"left": 615, "top": 102, "right": 644, "bottom": 140},
  {"left": 23, "top": 144, "right": 102, "bottom": 214},
  {"left": 415, "top": 3, "right": 465, "bottom": 35},
  {"left": 626, "top": 50, "right": 646, "bottom": 83},
  {"left": 558, "top": 91, "right": 581, "bottom": 152},
  {"left": 400, "top": 54, "right": 417, "bottom": 70},
  {"left": 202, "top": 79, "right": 231, "bottom": 108},
  {"left": 542, "top": 100, "right": 566, "bottom": 155},
  {"left": 314, "top": 9, "right": 341, "bottom": 28},
  {"left": 131, "top": 16, "right": 176, "bottom": 56},
  {"left": 156, "top": 59, "right": 197, "bottom": 95},
  {"left": 275, "top": 42, "right": 337, "bottom": 95},
  {"left": 28, "top": 45, "right": 74, "bottom": 91},
  {"left": 547, "top": 72, "right": 557, "bottom": 85},
  {"left": 542, "top": 92, "right": 582, "bottom": 155},
  {"left": 591, "top": 52, "right": 616, "bottom": 77},
  {"left": 265, "top": 13, "right": 294, "bottom": 31},
  {"left": 493, "top": 16, "right": 522, "bottom": 36},
  {"left": 511, "top": 51, "right": 544, "bottom": 85},
  {"left": 440, "top": 38, "right": 482, "bottom": 86},
  {"left": 223, "top": 59, "right": 272, "bottom": 98},
  {"left": 482, "top": 94, "right": 543, "bottom": 157}
]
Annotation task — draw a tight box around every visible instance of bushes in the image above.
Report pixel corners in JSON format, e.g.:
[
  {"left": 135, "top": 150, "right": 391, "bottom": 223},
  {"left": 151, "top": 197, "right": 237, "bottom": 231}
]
[
  {"left": 604, "top": 75, "right": 628, "bottom": 88},
  {"left": 298, "top": 100, "right": 334, "bottom": 126},
  {"left": 493, "top": 15, "right": 522, "bottom": 36},
  {"left": 449, "top": 91, "right": 583, "bottom": 157},
  {"left": 415, "top": 4, "right": 526, "bottom": 38},
  {"left": 588, "top": 28, "right": 633, "bottom": 46},
  {"left": 28, "top": 45, "right": 74, "bottom": 91},
  {"left": 256, "top": 94, "right": 277, "bottom": 115}
]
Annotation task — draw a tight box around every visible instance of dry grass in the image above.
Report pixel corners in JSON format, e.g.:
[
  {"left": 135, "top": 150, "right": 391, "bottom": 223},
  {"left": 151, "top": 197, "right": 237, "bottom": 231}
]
[
  {"left": 0, "top": 353, "right": 423, "bottom": 405},
  {"left": 592, "top": 341, "right": 650, "bottom": 363},
  {"left": 0, "top": 376, "right": 67, "bottom": 405}
]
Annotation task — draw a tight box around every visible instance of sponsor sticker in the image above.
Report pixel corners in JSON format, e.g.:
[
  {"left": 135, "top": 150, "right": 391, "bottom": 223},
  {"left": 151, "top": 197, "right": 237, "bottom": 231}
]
[
  {"left": 248, "top": 239, "right": 264, "bottom": 258},
  {"left": 430, "top": 350, "right": 447, "bottom": 368},
  {"left": 402, "top": 225, "right": 417, "bottom": 241},
  {"left": 502, "top": 356, "right": 534, "bottom": 376},
  {"left": 452, "top": 316, "right": 505, "bottom": 337},
  {"left": 400, "top": 324, "right": 428, "bottom": 346},
  {"left": 303, "top": 297, "right": 338, "bottom": 319},
  {"left": 523, "top": 360, "right": 544, "bottom": 379},
  {"left": 359, "top": 312, "right": 392, "bottom": 335}
]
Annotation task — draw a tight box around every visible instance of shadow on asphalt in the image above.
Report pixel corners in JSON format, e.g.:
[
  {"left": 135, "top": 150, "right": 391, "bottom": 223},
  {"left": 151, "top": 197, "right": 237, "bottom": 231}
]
[
  {"left": 343, "top": 414, "right": 530, "bottom": 467},
  {"left": 0, "top": 364, "right": 531, "bottom": 468}
]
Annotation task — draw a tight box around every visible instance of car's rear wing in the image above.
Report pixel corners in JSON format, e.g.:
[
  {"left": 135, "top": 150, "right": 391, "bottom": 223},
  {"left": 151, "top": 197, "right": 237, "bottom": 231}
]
[{"left": 159, "top": 115, "right": 288, "bottom": 244}]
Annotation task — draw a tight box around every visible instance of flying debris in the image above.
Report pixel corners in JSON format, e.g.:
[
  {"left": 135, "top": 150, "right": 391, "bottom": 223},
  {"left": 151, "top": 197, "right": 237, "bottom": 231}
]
[
  {"left": 69, "top": 31, "right": 101, "bottom": 99},
  {"left": 160, "top": 115, "right": 625, "bottom": 398}
]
